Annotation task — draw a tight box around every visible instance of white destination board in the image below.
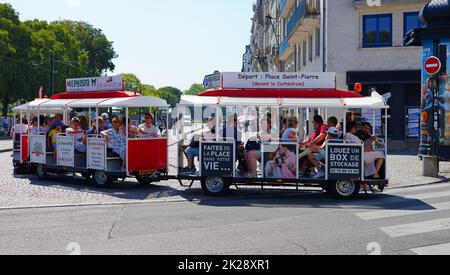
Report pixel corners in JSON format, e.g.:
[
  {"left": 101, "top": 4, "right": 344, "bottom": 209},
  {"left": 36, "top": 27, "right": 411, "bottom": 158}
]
[
  {"left": 29, "top": 135, "right": 47, "bottom": 164},
  {"left": 87, "top": 138, "right": 106, "bottom": 170},
  {"left": 57, "top": 136, "right": 75, "bottom": 167},
  {"left": 221, "top": 72, "right": 336, "bottom": 89}
]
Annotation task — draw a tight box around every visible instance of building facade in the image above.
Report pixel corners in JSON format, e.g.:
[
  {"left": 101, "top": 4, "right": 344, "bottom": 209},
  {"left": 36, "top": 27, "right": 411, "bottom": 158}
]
[{"left": 248, "top": 0, "right": 428, "bottom": 150}]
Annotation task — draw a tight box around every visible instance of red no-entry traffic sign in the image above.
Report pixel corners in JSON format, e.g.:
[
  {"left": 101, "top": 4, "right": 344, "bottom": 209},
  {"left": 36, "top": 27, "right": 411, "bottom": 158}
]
[{"left": 424, "top": 56, "right": 442, "bottom": 75}]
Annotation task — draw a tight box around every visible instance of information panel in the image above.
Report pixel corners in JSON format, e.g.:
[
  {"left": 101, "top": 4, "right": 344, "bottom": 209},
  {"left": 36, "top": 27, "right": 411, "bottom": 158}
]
[
  {"left": 200, "top": 141, "right": 235, "bottom": 178},
  {"left": 57, "top": 136, "right": 75, "bottom": 168},
  {"left": 87, "top": 138, "right": 106, "bottom": 170},
  {"left": 327, "top": 144, "right": 363, "bottom": 180},
  {"left": 29, "top": 135, "right": 46, "bottom": 164}
]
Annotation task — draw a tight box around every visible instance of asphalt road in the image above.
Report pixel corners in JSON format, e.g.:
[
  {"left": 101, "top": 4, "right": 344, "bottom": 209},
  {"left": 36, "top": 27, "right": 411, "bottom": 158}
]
[{"left": 1, "top": 183, "right": 450, "bottom": 255}]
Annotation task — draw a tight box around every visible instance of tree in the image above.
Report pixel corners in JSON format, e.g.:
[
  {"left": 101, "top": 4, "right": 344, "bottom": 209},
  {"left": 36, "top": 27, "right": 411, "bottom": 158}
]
[
  {"left": 54, "top": 21, "right": 118, "bottom": 76},
  {"left": 184, "top": 83, "right": 205, "bottom": 95},
  {"left": 0, "top": 3, "right": 33, "bottom": 115},
  {"left": 121, "top": 73, "right": 141, "bottom": 92},
  {"left": 155, "top": 86, "right": 182, "bottom": 107}
]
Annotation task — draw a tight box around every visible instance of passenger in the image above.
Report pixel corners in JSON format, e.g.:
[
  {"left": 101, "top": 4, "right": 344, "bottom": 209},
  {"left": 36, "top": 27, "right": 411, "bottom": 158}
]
[
  {"left": 30, "top": 116, "right": 49, "bottom": 136},
  {"left": 122, "top": 116, "right": 139, "bottom": 138},
  {"left": 66, "top": 117, "right": 86, "bottom": 153},
  {"left": 245, "top": 119, "right": 273, "bottom": 178},
  {"left": 349, "top": 122, "right": 386, "bottom": 179},
  {"left": 101, "top": 117, "right": 127, "bottom": 170},
  {"left": 101, "top": 113, "right": 112, "bottom": 130},
  {"left": 220, "top": 114, "right": 243, "bottom": 144},
  {"left": 300, "top": 115, "right": 327, "bottom": 148},
  {"left": 307, "top": 127, "right": 343, "bottom": 179},
  {"left": 139, "top": 113, "right": 159, "bottom": 137},
  {"left": 82, "top": 117, "right": 105, "bottom": 145},
  {"left": 48, "top": 120, "right": 63, "bottom": 154},
  {"left": 181, "top": 118, "right": 216, "bottom": 173},
  {"left": 79, "top": 116, "right": 89, "bottom": 131},
  {"left": 281, "top": 117, "right": 299, "bottom": 142},
  {"left": 279, "top": 117, "right": 288, "bottom": 139},
  {"left": 11, "top": 118, "right": 29, "bottom": 149}
]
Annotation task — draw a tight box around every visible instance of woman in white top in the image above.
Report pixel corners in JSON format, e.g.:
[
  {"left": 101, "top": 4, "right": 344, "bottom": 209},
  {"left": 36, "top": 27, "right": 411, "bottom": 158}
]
[
  {"left": 139, "top": 113, "right": 159, "bottom": 137},
  {"left": 281, "top": 117, "right": 299, "bottom": 142},
  {"left": 346, "top": 122, "right": 385, "bottom": 179}
]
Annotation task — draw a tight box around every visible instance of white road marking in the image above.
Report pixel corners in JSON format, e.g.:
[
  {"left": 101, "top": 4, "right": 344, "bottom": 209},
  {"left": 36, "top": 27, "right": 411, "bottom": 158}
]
[
  {"left": 339, "top": 190, "right": 450, "bottom": 208},
  {"left": 380, "top": 218, "right": 450, "bottom": 238},
  {"left": 411, "top": 242, "right": 450, "bottom": 255},
  {"left": 356, "top": 201, "right": 450, "bottom": 221}
]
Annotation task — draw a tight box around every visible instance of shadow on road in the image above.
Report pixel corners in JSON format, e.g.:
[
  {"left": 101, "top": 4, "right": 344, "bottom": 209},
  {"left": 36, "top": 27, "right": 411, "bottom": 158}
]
[
  {"left": 12, "top": 172, "right": 438, "bottom": 213},
  {"left": 15, "top": 173, "right": 182, "bottom": 201}
]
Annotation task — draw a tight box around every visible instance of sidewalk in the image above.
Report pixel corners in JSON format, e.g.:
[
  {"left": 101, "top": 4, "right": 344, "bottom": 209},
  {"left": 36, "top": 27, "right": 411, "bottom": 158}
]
[
  {"left": 0, "top": 137, "right": 12, "bottom": 153},
  {"left": 387, "top": 154, "right": 450, "bottom": 189}
]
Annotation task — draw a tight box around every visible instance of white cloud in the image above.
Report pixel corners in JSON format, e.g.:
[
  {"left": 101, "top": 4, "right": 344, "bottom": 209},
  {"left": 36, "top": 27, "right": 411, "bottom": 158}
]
[{"left": 66, "top": 0, "right": 81, "bottom": 8}]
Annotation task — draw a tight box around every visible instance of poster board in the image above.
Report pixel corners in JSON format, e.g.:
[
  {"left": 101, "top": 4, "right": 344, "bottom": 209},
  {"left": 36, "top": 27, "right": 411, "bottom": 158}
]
[
  {"left": 29, "top": 135, "right": 47, "bottom": 164},
  {"left": 326, "top": 144, "right": 364, "bottom": 181},
  {"left": 87, "top": 138, "right": 106, "bottom": 170},
  {"left": 261, "top": 142, "right": 298, "bottom": 180},
  {"left": 57, "top": 136, "right": 75, "bottom": 168},
  {"left": 200, "top": 141, "right": 235, "bottom": 178}
]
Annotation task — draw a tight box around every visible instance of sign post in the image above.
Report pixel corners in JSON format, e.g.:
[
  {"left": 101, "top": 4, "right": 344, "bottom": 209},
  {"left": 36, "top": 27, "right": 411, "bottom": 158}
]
[
  {"left": 29, "top": 135, "right": 47, "bottom": 164},
  {"left": 424, "top": 56, "right": 442, "bottom": 75},
  {"left": 87, "top": 138, "right": 106, "bottom": 171}
]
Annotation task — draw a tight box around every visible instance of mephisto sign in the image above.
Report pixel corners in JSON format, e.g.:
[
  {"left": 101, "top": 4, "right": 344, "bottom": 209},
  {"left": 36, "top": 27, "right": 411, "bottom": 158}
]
[{"left": 66, "top": 76, "right": 123, "bottom": 92}]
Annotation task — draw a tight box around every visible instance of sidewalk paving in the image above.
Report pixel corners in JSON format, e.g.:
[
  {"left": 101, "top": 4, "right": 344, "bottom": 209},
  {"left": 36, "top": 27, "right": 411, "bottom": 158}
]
[{"left": 0, "top": 138, "right": 12, "bottom": 153}]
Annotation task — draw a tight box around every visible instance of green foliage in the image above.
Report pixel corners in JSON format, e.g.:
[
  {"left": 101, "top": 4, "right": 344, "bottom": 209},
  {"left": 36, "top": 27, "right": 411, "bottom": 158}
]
[
  {"left": 184, "top": 83, "right": 205, "bottom": 95},
  {"left": 0, "top": 3, "right": 117, "bottom": 115},
  {"left": 155, "top": 86, "right": 182, "bottom": 107}
]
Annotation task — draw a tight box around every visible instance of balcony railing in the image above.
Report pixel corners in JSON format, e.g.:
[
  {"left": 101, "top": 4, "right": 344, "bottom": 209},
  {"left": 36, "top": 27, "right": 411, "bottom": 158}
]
[
  {"left": 286, "top": 0, "right": 307, "bottom": 39},
  {"left": 279, "top": 0, "right": 287, "bottom": 13},
  {"left": 279, "top": 39, "right": 289, "bottom": 57},
  {"left": 285, "top": 0, "right": 320, "bottom": 38}
]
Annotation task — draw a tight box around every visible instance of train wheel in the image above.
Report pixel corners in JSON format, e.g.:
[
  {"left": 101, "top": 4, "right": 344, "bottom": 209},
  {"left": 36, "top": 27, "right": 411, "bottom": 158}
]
[
  {"left": 329, "top": 180, "right": 360, "bottom": 199},
  {"left": 93, "top": 170, "right": 111, "bottom": 188},
  {"left": 36, "top": 164, "right": 49, "bottom": 180},
  {"left": 201, "top": 177, "right": 231, "bottom": 197}
]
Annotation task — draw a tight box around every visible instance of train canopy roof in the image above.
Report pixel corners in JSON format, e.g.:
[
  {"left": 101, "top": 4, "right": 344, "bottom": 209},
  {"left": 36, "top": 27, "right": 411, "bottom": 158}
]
[{"left": 181, "top": 89, "right": 389, "bottom": 109}]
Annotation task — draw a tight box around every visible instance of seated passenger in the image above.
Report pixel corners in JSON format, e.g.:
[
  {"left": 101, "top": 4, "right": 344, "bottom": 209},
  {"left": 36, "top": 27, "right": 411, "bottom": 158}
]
[
  {"left": 281, "top": 117, "right": 299, "bottom": 142},
  {"left": 48, "top": 121, "right": 64, "bottom": 155},
  {"left": 122, "top": 116, "right": 139, "bottom": 138},
  {"left": 300, "top": 115, "right": 328, "bottom": 148},
  {"left": 30, "top": 116, "right": 49, "bottom": 136},
  {"left": 139, "top": 113, "right": 159, "bottom": 137},
  {"left": 280, "top": 117, "right": 288, "bottom": 139},
  {"left": 66, "top": 117, "right": 86, "bottom": 153},
  {"left": 220, "top": 114, "right": 243, "bottom": 144},
  {"left": 101, "top": 117, "right": 127, "bottom": 170},
  {"left": 82, "top": 118, "right": 105, "bottom": 145},
  {"left": 181, "top": 118, "right": 216, "bottom": 173},
  {"left": 307, "top": 127, "right": 343, "bottom": 179},
  {"left": 347, "top": 122, "right": 386, "bottom": 179},
  {"left": 245, "top": 119, "right": 273, "bottom": 178}
]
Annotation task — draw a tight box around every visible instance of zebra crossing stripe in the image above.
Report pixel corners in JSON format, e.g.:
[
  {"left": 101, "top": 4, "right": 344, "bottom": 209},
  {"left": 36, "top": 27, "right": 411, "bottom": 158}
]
[
  {"left": 411, "top": 242, "right": 450, "bottom": 255},
  {"left": 355, "top": 201, "right": 450, "bottom": 221},
  {"left": 339, "top": 190, "right": 450, "bottom": 208},
  {"left": 380, "top": 218, "right": 450, "bottom": 238}
]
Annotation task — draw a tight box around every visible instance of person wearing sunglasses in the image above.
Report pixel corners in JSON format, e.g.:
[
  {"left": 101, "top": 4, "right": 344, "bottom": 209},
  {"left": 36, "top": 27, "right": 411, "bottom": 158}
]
[{"left": 139, "top": 113, "right": 159, "bottom": 137}]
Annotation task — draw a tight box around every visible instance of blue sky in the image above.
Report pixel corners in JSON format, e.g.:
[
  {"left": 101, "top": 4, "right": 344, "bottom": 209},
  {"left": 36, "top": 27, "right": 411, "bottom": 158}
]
[{"left": 4, "top": 0, "right": 254, "bottom": 90}]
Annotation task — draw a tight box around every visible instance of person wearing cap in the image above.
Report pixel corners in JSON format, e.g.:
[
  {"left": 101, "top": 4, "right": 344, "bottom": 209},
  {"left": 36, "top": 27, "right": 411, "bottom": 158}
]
[
  {"left": 102, "top": 113, "right": 112, "bottom": 130},
  {"left": 67, "top": 117, "right": 86, "bottom": 153},
  {"left": 139, "top": 113, "right": 159, "bottom": 137}
]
